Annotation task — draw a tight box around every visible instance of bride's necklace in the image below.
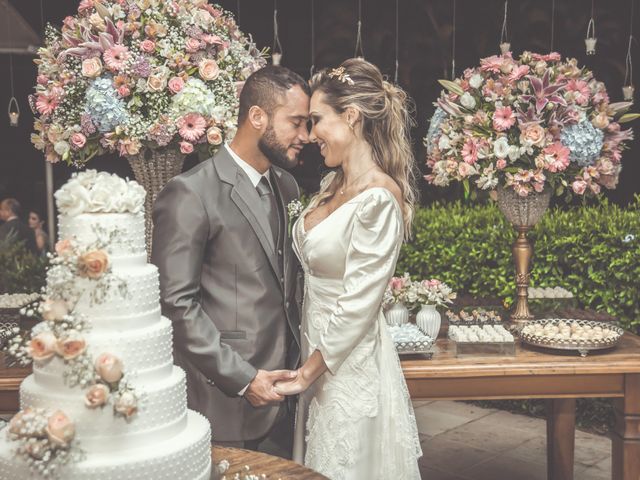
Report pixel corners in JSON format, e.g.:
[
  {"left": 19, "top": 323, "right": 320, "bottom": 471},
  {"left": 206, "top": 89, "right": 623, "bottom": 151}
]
[{"left": 339, "top": 165, "right": 378, "bottom": 195}]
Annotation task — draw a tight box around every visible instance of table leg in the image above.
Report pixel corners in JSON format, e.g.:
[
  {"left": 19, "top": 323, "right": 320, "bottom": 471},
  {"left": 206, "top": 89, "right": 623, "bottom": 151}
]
[
  {"left": 546, "top": 398, "right": 576, "bottom": 480},
  {"left": 612, "top": 373, "right": 640, "bottom": 480}
]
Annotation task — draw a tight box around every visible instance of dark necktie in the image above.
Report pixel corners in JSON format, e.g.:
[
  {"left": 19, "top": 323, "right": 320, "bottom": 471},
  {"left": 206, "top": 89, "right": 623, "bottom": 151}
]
[{"left": 256, "top": 175, "right": 279, "bottom": 246}]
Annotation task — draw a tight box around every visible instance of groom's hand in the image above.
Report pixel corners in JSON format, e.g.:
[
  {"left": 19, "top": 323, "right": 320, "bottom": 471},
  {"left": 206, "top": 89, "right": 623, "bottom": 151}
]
[{"left": 244, "top": 369, "right": 298, "bottom": 407}]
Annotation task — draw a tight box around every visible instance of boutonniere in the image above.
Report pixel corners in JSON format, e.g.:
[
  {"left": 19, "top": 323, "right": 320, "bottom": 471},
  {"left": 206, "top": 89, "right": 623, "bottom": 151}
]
[{"left": 287, "top": 199, "right": 305, "bottom": 236}]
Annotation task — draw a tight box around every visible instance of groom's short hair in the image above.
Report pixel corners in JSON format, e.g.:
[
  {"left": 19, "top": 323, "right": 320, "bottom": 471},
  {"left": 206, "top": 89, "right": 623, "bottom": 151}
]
[{"left": 238, "top": 66, "right": 310, "bottom": 123}]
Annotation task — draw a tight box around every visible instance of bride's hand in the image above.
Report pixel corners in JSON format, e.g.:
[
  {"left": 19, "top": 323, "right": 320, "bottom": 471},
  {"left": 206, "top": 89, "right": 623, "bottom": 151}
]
[{"left": 274, "top": 370, "right": 308, "bottom": 396}]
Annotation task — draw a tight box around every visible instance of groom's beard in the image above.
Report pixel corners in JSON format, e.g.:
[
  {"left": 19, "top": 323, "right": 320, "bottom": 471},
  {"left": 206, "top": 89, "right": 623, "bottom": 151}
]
[{"left": 258, "top": 124, "right": 299, "bottom": 170}]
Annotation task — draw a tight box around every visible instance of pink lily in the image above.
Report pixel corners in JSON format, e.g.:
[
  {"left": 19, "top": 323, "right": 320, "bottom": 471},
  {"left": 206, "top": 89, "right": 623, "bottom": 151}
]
[{"left": 521, "top": 70, "right": 566, "bottom": 113}]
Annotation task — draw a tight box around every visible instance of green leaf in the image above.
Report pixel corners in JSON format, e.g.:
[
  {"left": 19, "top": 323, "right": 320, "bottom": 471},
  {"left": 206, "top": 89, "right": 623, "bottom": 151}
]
[
  {"left": 438, "top": 79, "right": 464, "bottom": 96},
  {"left": 619, "top": 113, "right": 640, "bottom": 123}
]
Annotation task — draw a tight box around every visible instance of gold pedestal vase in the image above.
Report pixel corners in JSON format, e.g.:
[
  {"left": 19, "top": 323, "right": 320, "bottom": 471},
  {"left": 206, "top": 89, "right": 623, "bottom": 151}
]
[{"left": 497, "top": 185, "right": 551, "bottom": 325}]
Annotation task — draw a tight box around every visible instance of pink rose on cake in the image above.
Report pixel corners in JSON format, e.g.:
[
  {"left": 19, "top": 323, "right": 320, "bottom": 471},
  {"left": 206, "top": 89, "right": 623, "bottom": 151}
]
[
  {"left": 114, "top": 391, "right": 138, "bottom": 418},
  {"left": 57, "top": 335, "right": 87, "bottom": 360},
  {"left": 29, "top": 331, "right": 58, "bottom": 361},
  {"left": 45, "top": 410, "right": 75, "bottom": 448},
  {"left": 95, "top": 352, "right": 124, "bottom": 384},
  {"left": 78, "top": 250, "right": 109, "bottom": 279},
  {"left": 85, "top": 384, "right": 110, "bottom": 409}
]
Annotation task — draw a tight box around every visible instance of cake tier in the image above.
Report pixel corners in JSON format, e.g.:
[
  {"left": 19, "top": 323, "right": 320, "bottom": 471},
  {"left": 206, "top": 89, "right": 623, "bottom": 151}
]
[
  {"left": 33, "top": 316, "right": 173, "bottom": 388},
  {"left": 0, "top": 409, "right": 211, "bottom": 480},
  {"left": 73, "top": 264, "right": 160, "bottom": 328},
  {"left": 21, "top": 366, "right": 187, "bottom": 453},
  {"left": 58, "top": 212, "right": 147, "bottom": 266}
]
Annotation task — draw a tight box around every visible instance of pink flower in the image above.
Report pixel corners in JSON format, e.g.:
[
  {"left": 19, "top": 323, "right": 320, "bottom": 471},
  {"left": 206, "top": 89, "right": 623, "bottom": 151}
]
[
  {"left": 185, "top": 37, "right": 202, "bottom": 53},
  {"left": 85, "top": 384, "right": 110, "bottom": 409},
  {"left": 496, "top": 159, "right": 507, "bottom": 169},
  {"left": 389, "top": 277, "right": 406, "bottom": 292},
  {"left": 508, "top": 65, "right": 530, "bottom": 82},
  {"left": 117, "top": 85, "right": 130, "bottom": 97},
  {"left": 37, "top": 75, "right": 49, "bottom": 86},
  {"left": 57, "top": 336, "right": 86, "bottom": 360},
  {"left": 198, "top": 59, "right": 220, "bottom": 81},
  {"left": 29, "top": 331, "right": 58, "bottom": 361},
  {"left": 70, "top": 133, "right": 87, "bottom": 149},
  {"left": 178, "top": 113, "right": 207, "bottom": 142},
  {"left": 95, "top": 353, "right": 124, "bottom": 384},
  {"left": 140, "top": 39, "right": 156, "bottom": 53},
  {"left": 458, "top": 162, "right": 475, "bottom": 177},
  {"left": 519, "top": 123, "right": 547, "bottom": 147},
  {"left": 201, "top": 34, "right": 223, "bottom": 45},
  {"left": 480, "top": 55, "right": 504, "bottom": 73},
  {"left": 55, "top": 239, "right": 73, "bottom": 257},
  {"left": 103, "top": 45, "right": 130, "bottom": 72},
  {"left": 492, "top": 106, "right": 516, "bottom": 131},
  {"left": 542, "top": 142, "right": 570, "bottom": 172},
  {"left": 168, "top": 76, "right": 185, "bottom": 94},
  {"left": 572, "top": 180, "right": 587, "bottom": 195},
  {"left": 36, "top": 93, "right": 59, "bottom": 116},
  {"left": 566, "top": 79, "right": 590, "bottom": 106},
  {"left": 532, "top": 52, "right": 561, "bottom": 62},
  {"left": 589, "top": 182, "right": 601, "bottom": 194},
  {"left": 461, "top": 138, "right": 478, "bottom": 164},
  {"left": 206, "top": 126, "right": 223, "bottom": 145},
  {"left": 179, "top": 141, "right": 194, "bottom": 154},
  {"left": 114, "top": 391, "right": 138, "bottom": 418},
  {"left": 80, "top": 56, "right": 101, "bottom": 78},
  {"left": 46, "top": 411, "right": 75, "bottom": 448},
  {"left": 78, "top": 0, "right": 93, "bottom": 14}
]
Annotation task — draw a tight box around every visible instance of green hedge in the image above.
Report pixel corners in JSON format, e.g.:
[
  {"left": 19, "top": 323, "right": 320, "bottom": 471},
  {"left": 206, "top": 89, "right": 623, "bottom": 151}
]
[
  {"left": 397, "top": 196, "right": 640, "bottom": 331},
  {"left": 0, "top": 239, "right": 47, "bottom": 294}
]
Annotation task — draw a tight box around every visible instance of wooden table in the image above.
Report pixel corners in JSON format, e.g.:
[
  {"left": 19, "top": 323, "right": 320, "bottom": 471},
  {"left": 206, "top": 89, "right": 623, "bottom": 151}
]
[
  {"left": 0, "top": 354, "right": 29, "bottom": 415},
  {"left": 212, "top": 446, "right": 328, "bottom": 479},
  {"left": 402, "top": 333, "right": 640, "bottom": 480}
]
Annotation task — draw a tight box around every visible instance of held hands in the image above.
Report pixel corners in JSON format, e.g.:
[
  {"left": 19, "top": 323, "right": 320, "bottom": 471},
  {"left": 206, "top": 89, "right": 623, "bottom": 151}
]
[
  {"left": 273, "top": 369, "right": 309, "bottom": 396},
  {"left": 274, "top": 350, "right": 329, "bottom": 397},
  {"left": 244, "top": 369, "right": 297, "bottom": 407}
]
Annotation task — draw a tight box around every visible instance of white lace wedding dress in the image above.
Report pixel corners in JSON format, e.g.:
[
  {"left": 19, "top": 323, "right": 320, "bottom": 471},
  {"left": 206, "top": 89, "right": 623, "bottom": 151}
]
[{"left": 292, "top": 187, "right": 422, "bottom": 480}]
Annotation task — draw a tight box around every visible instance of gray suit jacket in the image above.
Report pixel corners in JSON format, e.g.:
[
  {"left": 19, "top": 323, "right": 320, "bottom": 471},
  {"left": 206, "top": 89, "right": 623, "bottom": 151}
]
[{"left": 152, "top": 147, "right": 301, "bottom": 442}]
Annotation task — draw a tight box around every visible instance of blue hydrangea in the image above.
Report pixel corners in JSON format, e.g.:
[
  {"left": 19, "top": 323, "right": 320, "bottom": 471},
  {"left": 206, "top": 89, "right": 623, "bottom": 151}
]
[
  {"left": 84, "top": 77, "right": 129, "bottom": 133},
  {"left": 425, "top": 107, "right": 448, "bottom": 155},
  {"left": 560, "top": 120, "right": 604, "bottom": 167}
]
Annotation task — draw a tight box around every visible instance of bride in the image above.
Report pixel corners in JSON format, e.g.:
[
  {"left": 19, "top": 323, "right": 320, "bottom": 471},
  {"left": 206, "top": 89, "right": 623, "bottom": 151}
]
[{"left": 275, "top": 58, "right": 422, "bottom": 479}]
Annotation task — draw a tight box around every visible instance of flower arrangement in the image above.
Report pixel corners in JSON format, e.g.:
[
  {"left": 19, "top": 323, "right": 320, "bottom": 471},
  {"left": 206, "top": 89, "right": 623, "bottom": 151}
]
[
  {"left": 30, "top": 0, "right": 266, "bottom": 165},
  {"left": 425, "top": 51, "right": 638, "bottom": 198},
  {"left": 382, "top": 273, "right": 413, "bottom": 308},
  {"left": 55, "top": 170, "right": 146, "bottom": 216},
  {"left": 4, "top": 407, "right": 84, "bottom": 478},
  {"left": 406, "top": 279, "right": 457, "bottom": 310}
]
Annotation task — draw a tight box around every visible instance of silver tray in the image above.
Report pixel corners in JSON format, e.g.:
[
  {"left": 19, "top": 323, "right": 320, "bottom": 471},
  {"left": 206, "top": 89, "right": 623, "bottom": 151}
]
[{"left": 520, "top": 318, "right": 624, "bottom": 357}]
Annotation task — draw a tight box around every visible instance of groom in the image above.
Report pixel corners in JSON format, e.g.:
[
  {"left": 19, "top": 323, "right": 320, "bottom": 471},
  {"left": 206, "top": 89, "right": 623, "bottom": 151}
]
[{"left": 152, "top": 66, "right": 309, "bottom": 456}]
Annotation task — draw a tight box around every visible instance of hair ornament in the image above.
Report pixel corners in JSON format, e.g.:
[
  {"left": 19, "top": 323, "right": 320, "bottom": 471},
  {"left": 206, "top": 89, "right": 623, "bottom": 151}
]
[{"left": 327, "top": 67, "right": 355, "bottom": 86}]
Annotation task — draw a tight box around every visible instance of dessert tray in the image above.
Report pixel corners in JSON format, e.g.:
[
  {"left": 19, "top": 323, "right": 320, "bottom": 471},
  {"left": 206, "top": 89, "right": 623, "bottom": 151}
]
[
  {"left": 520, "top": 318, "right": 624, "bottom": 357},
  {"left": 388, "top": 323, "right": 435, "bottom": 357}
]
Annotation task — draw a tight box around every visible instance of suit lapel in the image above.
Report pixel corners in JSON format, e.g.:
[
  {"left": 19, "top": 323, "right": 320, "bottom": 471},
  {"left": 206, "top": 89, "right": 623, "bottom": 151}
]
[{"left": 213, "top": 149, "right": 281, "bottom": 288}]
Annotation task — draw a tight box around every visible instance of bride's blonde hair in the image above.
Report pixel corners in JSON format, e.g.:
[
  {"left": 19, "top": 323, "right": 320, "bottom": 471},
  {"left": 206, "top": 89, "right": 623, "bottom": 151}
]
[{"left": 307, "top": 58, "right": 418, "bottom": 238}]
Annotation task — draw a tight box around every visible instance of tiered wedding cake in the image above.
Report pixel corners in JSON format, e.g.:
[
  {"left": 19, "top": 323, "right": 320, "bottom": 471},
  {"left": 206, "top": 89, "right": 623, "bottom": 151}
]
[{"left": 0, "top": 171, "right": 211, "bottom": 479}]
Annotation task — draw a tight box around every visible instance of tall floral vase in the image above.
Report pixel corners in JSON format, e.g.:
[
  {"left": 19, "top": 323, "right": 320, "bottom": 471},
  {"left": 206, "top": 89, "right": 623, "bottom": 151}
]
[
  {"left": 497, "top": 185, "right": 551, "bottom": 325},
  {"left": 416, "top": 304, "right": 441, "bottom": 340},
  {"left": 127, "top": 146, "right": 186, "bottom": 258},
  {"left": 385, "top": 302, "right": 409, "bottom": 326}
]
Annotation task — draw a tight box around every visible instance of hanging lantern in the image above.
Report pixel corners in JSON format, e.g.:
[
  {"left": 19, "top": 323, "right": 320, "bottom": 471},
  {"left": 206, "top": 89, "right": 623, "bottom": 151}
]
[
  {"left": 585, "top": 18, "right": 597, "bottom": 55},
  {"left": 8, "top": 97, "right": 19, "bottom": 127},
  {"left": 500, "top": 42, "right": 511, "bottom": 54},
  {"left": 272, "top": 52, "right": 282, "bottom": 66},
  {"left": 622, "top": 85, "right": 635, "bottom": 101}
]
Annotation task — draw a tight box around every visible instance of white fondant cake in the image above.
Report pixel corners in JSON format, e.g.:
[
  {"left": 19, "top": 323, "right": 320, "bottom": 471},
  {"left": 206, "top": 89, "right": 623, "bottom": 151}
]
[{"left": 0, "top": 171, "right": 211, "bottom": 479}]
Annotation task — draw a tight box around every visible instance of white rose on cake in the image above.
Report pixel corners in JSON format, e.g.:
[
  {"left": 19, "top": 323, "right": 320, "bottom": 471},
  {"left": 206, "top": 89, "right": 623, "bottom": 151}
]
[{"left": 55, "top": 179, "right": 92, "bottom": 217}]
